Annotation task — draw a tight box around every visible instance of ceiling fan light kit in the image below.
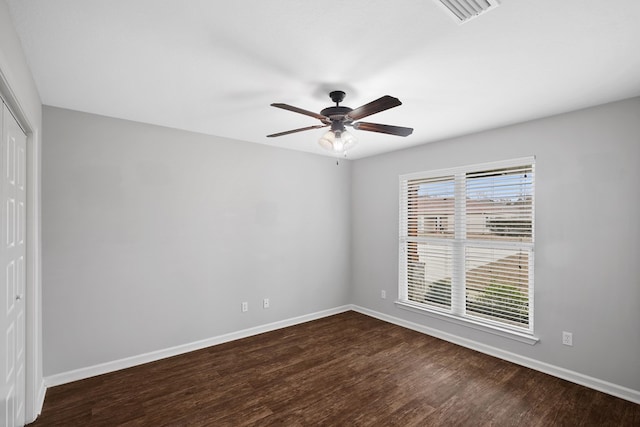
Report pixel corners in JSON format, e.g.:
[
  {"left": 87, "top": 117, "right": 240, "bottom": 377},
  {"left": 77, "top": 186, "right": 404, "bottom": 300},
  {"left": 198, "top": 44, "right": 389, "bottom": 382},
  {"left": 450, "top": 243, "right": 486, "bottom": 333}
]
[
  {"left": 318, "top": 129, "right": 356, "bottom": 154},
  {"left": 268, "top": 91, "right": 413, "bottom": 156}
]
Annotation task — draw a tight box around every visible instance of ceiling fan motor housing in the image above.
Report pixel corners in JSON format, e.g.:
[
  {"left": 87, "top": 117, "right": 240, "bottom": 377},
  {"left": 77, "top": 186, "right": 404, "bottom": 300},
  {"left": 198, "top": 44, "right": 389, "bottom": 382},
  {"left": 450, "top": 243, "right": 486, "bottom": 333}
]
[{"left": 320, "top": 106, "right": 353, "bottom": 123}]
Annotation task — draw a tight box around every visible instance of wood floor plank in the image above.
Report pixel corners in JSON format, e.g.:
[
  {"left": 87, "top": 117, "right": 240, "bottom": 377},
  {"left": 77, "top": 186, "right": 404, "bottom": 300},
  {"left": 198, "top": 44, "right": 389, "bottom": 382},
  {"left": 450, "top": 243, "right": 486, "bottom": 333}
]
[{"left": 30, "top": 311, "right": 639, "bottom": 426}]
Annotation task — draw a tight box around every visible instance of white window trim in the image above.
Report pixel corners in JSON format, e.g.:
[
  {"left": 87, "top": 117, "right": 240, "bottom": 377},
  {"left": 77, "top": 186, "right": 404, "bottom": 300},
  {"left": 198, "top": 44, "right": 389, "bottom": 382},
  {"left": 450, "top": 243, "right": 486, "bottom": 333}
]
[
  {"left": 398, "top": 157, "right": 537, "bottom": 343},
  {"left": 395, "top": 300, "right": 539, "bottom": 345}
]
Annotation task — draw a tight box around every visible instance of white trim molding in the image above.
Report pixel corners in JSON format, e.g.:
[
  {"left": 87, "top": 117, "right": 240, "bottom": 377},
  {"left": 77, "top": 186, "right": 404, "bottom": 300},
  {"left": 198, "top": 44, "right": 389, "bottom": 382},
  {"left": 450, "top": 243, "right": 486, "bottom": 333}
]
[
  {"left": 36, "top": 380, "right": 46, "bottom": 416},
  {"left": 45, "top": 306, "right": 352, "bottom": 387},
  {"left": 395, "top": 300, "right": 539, "bottom": 345},
  {"left": 351, "top": 305, "right": 640, "bottom": 405},
  {"left": 45, "top": 304, "right": 640, "bottom": 406}
]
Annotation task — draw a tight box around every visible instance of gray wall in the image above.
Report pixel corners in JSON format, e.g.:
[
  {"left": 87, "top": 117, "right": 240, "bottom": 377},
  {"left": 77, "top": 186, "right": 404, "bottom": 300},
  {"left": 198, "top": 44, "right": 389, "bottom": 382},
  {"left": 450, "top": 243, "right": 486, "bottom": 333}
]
[
  {"left": 351, "top": 97, "right": 640, "bottom": 392},
  {"left": 42, "top": 106, "right": 351, "bottom": 376},
  {"left": 43, "top": 97, "right": 640, "bottom": 395}
]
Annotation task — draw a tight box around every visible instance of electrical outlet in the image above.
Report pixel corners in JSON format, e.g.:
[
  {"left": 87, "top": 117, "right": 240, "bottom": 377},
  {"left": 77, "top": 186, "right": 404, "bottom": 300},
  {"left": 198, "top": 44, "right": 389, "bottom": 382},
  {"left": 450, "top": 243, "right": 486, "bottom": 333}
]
[
  {"left": 381, "top": 290, "right": 387, "bottom": 299},
  {"left": 241, "top": 302, "right": 248, "bottom": 312},
  {"left": 562, "top": 331, "right": 573, "bottom": 346},
  {"left": 263, "top": 298, "right": 270, "bottom": 309}
]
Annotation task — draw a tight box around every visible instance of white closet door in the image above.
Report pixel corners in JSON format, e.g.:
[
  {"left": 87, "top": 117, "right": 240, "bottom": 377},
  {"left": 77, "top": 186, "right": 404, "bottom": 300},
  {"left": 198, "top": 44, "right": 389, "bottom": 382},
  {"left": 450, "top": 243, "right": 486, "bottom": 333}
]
[{"left": 1, "top": 102, "right": 27, "bottom": 427}]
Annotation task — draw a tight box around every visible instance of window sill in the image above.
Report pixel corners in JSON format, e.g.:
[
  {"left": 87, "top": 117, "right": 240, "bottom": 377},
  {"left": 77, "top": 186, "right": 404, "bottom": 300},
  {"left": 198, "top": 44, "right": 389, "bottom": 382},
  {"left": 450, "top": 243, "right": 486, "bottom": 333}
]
[{"left": 395, "top": 300, "right": 539, "bottom": 345}]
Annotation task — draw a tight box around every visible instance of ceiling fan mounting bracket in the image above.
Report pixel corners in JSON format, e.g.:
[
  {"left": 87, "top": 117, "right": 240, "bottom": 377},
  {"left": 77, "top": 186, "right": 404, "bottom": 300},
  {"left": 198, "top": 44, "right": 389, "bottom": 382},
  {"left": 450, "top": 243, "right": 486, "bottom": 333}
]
[{"left": 329, "top": 90, "right": 346, "bottom": 105}]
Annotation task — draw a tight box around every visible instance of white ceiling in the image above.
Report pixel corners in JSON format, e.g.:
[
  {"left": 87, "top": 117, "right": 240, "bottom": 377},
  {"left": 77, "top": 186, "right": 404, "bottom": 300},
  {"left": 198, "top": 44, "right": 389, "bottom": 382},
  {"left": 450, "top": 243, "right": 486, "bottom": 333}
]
[{"left": 6, "top": 0, "right": 640, "bottom": 159}]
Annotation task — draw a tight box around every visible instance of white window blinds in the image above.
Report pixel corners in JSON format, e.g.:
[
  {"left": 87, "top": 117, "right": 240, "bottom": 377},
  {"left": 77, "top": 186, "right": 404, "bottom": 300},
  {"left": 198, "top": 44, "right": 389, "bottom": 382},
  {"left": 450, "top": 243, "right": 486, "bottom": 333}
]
[
  {"left": 465, "top": 165, "right": 534, "bottom": 242},
  {"left": 399, "top": 158, "right": 535, "bottom": 333}
]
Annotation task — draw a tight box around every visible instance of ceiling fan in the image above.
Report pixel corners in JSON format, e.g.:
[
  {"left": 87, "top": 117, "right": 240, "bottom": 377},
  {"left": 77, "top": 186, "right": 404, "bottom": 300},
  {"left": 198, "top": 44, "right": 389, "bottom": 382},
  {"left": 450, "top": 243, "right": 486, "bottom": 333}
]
[{"left": 267, "top": 91, "right": 413, "bottom": 154}]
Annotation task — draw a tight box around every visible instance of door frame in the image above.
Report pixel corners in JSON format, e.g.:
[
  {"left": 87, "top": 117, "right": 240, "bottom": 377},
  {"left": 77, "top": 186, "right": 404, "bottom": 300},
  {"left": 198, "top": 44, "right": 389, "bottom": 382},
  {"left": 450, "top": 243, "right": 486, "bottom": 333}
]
[{"left": 0, "top": 67, "right": 43, "bottom": 424}]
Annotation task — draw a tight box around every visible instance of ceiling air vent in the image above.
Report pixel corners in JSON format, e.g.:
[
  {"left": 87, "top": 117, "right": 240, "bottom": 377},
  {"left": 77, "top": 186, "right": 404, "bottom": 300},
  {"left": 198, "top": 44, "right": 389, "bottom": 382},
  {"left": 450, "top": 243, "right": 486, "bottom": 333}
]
[{"left": 435, "top": 0, "right": 500, "bottom": 24}]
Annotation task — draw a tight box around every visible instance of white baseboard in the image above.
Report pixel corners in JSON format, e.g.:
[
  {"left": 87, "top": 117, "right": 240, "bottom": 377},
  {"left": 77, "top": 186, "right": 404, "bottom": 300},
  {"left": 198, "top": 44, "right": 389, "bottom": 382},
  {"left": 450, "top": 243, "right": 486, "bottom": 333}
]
[
  {"left": 351, "top": 305, "right": 640, "bottom": 405},
  {"left": 45, "top": 305, "right": 351, "bottom": 388},
  {"left": 43, "top": 304, "right": 640, "bottom": 405}
]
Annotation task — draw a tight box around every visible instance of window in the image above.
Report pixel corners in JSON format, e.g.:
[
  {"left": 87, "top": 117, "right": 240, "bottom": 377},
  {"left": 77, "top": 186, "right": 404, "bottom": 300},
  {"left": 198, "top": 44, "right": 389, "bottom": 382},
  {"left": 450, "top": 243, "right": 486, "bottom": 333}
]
[{"left": 398, "top": 158, "right": 535, "bottom": 334}]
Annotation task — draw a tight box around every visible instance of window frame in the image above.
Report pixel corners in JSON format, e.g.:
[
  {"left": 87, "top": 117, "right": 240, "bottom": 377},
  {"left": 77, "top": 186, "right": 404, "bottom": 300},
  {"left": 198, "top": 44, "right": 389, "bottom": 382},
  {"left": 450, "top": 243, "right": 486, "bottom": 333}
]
[{"left": 397, "top": 157, "right": 537, "bottom": 344}]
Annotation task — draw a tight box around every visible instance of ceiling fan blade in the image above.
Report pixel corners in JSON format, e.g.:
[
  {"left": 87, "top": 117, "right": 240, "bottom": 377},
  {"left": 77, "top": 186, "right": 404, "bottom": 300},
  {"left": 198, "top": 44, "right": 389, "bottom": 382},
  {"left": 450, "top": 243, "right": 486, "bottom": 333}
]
[
  {"left": 271, "top": 103, "right": 328, "bottom": 121},
  {"left": 267, "top": 124, "right": 329, "bottom": 138},
  {"left": 352, "top": 122, "right": 413, "bottom": 137},
  {"left": 346, "top": 95, "right": 402, "bottom": 121}
]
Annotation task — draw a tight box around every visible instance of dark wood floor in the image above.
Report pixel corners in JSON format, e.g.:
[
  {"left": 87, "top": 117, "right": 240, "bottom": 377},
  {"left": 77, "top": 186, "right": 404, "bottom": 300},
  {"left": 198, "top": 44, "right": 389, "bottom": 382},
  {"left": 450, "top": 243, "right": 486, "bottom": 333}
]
[{"left": 31, "top": 311, "right": 639, "bottom": 426}]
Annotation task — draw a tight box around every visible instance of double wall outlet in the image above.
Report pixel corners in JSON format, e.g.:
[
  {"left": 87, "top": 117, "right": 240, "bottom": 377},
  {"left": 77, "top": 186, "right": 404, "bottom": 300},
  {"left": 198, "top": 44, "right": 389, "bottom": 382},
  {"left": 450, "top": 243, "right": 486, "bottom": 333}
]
[
  {"left": 562, "top": 331, "right": 573, "bottom": 346},
  {"left": 241, "top": 299, "right": 270, "bottom": 312},
  {"left": 381, "top": 290, "right": 387, "bottom": 299}
]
